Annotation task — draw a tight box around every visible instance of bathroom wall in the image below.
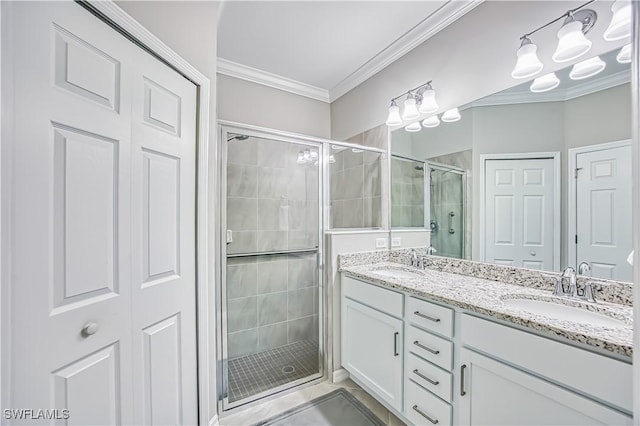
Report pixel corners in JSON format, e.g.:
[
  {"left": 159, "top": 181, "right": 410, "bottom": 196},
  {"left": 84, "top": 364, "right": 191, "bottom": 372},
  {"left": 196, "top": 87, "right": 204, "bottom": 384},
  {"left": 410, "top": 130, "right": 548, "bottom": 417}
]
[
  {"left": 330, "top": 0, "right": 620, "bottom": 141},
  {"left": 218, "top": 74, "right": 331, "bottom": 139},
  {"left": 225, "top": 137, "right": 319, "bottom": 358},
  {"left": 391, "top": 157, "right": 424, "bottom": 228},
  {"left": 329, "top": 149, "right": 384, "bottom": 229}
]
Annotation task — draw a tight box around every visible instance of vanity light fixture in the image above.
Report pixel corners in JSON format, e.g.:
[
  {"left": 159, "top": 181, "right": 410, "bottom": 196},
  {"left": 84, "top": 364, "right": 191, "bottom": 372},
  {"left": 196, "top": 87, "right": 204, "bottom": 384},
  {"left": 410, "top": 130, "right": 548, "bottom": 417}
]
[
  {"left": 405, "top": 122, "right": 422, "bottom": 132},
  {"left": 511, "top": 37, "right": 544, "bottom": 79},
  {"left": 530, "top": 72, "right": 560, "bottom": 93},
  {"left": 604, "top": 0, "right": 631, "bottom": 41},
  {"left": 402, "top": 93, "right": 420, "bottom": 121},
  {"left": 616, "top": 44, "right": 631, "bottom": 64},
  {"left": 441, "top": 108, "right": 461, "bottom": 122},
  {"left": 385, "top": 80, "right": 438, "bottom": 126},
  {"left": 569, "top": 55, "right": 606, "bottom": 80},
  {"left": 422, "top": 115, "right": 441, "bottom": 128},
  {"left": 385, "top": 100, "right": 402, "bottom": 126}
]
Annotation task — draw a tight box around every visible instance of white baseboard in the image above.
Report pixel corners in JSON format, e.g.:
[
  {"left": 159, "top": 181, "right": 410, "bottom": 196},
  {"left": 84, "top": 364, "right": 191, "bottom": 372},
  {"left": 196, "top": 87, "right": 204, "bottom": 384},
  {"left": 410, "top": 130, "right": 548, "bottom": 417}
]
[
  {"left": 208, "top": 414, "right": 219, "bottom": 426},
  {"left": 332, "top": 368, "right": 350, "bottom": 383}
]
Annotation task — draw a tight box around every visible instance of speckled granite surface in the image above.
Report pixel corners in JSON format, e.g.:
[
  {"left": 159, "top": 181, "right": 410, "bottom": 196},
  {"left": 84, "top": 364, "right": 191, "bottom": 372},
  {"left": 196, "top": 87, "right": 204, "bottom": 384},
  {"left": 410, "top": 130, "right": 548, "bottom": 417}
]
[{"left": 338, "top": 253, "right": 633, "bottom": 357}]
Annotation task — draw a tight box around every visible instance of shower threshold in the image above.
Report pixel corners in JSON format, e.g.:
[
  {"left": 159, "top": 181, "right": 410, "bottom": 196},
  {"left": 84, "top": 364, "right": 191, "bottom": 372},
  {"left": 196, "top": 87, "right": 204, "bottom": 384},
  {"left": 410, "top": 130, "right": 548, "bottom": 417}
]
[{"left": 227, "top": 340, "right": 320, "bottom": 404}]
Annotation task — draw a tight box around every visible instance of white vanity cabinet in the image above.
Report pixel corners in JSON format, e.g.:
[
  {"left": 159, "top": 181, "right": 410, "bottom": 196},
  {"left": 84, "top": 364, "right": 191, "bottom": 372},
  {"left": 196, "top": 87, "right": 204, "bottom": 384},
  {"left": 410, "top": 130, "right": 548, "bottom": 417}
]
[{"left": 341, "top": 276, "right": 404, "bottom": 411}]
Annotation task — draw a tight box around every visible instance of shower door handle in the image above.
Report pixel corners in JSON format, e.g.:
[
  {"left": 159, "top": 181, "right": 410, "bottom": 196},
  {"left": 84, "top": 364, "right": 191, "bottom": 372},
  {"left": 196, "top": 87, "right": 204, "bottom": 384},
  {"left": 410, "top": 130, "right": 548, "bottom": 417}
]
[{"left": 448, "top": 211, "right": 455, "bottom": 234}]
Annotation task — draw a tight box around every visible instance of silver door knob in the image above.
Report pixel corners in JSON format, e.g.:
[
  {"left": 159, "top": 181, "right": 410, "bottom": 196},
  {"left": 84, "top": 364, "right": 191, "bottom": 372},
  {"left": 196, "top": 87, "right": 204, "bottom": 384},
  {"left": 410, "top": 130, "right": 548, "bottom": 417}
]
[
  {"left": 530, "top": 251, "right": 536, "bottom": 256},
  {"left": 81, "top": 322, "right": 98, "bottom": 337}
]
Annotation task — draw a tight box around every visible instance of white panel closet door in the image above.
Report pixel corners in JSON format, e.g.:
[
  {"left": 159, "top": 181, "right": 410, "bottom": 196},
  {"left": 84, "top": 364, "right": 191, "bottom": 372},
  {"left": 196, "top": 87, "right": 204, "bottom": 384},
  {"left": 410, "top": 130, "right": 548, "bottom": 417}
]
[
  {"left": 5, "top": 3, "right": 197, "bottom": 424},
  {"left": 484, "top": 159, "right": 555, "bottom": 270},
  {"left": 576, "top": 145, "right": 632, "bottom": 281}
]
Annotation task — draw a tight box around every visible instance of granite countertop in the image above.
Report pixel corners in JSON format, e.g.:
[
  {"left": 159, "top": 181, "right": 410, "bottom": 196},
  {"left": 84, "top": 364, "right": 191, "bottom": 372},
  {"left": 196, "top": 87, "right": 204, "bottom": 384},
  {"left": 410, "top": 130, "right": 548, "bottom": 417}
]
[{"left": 340, "top": 261, "right": 633, "bottom": 358}]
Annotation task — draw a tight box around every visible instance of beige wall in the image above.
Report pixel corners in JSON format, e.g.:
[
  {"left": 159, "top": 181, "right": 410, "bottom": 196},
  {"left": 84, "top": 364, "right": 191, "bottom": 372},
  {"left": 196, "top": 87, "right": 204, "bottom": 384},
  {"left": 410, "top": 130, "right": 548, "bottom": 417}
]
[
  {"left": 331, "top": 0, "right": 622, "bottom": 141},
  {"left": 217, "top": 74, "right": 331, "bottom": 139},
  {"left": 115, "top": 1, "right": 221, "bottom": 421}
]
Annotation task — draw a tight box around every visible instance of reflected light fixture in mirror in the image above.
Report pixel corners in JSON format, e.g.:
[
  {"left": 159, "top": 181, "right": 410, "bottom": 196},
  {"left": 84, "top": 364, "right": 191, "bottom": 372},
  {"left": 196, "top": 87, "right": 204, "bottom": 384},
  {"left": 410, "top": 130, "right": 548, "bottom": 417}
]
[
  {"left": 402, "top": 93, "right": 420, "bottom": 121},
  {"left": 441, "top": 108, "right": 461, "bottom": 122},
  {"left": 511, "top": 37, "right": 544, "bottom": 79},
  {"left": 569, "top": 55, "right": 606, "bottom": 80},
  {"left": 422, "top": 115, "right": 441, "bottom": 128},
  {"left": 385, "top": 100, "right": 402, "bottom": 126},
  {"left": 604, "top": 0, "right": 631, "bottom": 41},
  {"left": 405, "top": 122, "right": 422, "bottom": 132},
  {"left": 530, "top": 72, "right": 560, "bottom": 93},
  {"left": 617, "top": 44, "right": 631, "bottom": 64},
  {"left": 552, "top": 10, "right": 595, "bottom": 63}
]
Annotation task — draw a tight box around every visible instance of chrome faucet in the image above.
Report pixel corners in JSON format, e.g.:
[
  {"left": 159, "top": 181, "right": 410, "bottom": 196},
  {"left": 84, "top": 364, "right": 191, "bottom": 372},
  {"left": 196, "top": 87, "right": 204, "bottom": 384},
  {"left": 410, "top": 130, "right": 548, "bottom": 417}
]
[
  {"left": 410, "top": 249, "right": 419, "bottom": 267},
  {"left": 553, "top": 266, "right": 596, "bottom": 303},
  {"left": 426, "top": 246, "right": 437, "bottom": 255},
  {"left": 578, "top": 262, "right": 591, "bottom": 276},
  {"left": 561, "top": 267, "right": 578, "bottom": 298}
]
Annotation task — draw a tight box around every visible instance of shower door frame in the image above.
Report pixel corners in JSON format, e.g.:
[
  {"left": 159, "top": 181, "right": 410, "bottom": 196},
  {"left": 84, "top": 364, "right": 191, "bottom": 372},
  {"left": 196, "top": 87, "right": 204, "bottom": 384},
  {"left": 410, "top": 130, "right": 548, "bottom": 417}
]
[
  {"left": 217, "top": 122, "right": 327, "bottom": 412},
  {"left": 426, "top": 161, "right": 467, "bottom": 259}
]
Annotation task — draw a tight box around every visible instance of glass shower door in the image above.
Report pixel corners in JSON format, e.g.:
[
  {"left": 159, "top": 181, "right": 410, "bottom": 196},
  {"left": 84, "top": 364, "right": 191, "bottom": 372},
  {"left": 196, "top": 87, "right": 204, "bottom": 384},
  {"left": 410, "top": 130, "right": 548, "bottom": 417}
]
[
  {"left": 428, "top": 164, "right": 466, "bottom": 259},
  {"left": 221, "top": 131, "right": 323, "bottom": 409}
]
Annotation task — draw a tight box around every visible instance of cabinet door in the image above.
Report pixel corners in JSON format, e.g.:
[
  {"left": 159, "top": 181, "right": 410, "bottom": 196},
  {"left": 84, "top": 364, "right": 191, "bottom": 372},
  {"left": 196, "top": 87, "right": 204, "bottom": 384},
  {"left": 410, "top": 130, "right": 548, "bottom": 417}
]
[
  {"left": 458, "top": 349, "right": 632, "bottom": 425},
  {"left": 342, "top": 298, "right": 403, "bottom": 411}
]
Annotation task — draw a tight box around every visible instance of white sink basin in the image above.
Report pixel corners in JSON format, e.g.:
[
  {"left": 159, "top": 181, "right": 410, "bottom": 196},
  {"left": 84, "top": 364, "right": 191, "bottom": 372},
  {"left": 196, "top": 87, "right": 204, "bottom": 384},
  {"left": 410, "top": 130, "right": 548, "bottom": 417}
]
[
  {"left": 370, "top": 268, "right": 423, "bottom": 279},
  {"left": 501, "top": 297, "right": 626, "bottom": 328}
]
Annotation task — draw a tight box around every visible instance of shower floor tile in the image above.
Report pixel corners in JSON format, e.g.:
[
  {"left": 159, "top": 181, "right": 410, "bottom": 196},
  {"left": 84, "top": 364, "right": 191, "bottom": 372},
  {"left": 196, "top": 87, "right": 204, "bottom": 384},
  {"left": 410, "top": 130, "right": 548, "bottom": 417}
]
[{"left": 228, "top": 340, "right": 319, "bottom": 403}]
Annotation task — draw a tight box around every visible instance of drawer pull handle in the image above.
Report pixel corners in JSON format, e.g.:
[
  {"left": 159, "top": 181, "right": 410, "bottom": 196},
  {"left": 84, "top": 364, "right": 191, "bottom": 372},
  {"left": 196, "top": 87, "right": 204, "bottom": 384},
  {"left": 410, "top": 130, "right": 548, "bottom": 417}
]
[
  {"left": 393, "top": 332, "right": 399, "bottom": 356},
  {"left": 414, "top": 311, "right": 440, "bottom": 322},
  {"left": 460, "top": 364, "right": 467, "bottom": 396},
  {"left": 413, "top": 369, "right": 439, "bottom": 385},
  {"left": 413, "top": 340, "right": 440, "bottom": 355},
  {"left": 412, "top": 405, "right": 438, "bottom": 424}
]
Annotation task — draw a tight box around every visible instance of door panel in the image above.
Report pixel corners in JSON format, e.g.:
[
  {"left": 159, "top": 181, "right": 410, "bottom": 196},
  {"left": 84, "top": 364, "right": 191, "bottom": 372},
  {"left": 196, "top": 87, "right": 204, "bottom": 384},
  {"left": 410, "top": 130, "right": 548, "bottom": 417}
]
[
  {"left": 576, "top": 145, "right": 632, "bottom": 281},
  {"left": 485, "top": 158, "right": 555, "bottom": 270}
]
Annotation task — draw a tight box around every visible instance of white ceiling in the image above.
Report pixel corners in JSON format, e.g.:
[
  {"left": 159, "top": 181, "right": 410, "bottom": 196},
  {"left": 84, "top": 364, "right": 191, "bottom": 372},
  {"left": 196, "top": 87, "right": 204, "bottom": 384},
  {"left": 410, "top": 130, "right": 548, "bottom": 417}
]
[{"left": 217, "top": 1, "right": 480, "bottom": 101}]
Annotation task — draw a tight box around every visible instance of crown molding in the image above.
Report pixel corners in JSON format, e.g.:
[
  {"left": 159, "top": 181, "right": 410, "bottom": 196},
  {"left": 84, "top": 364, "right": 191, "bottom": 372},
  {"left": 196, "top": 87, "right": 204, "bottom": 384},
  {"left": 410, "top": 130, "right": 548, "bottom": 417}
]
[
  {"left": 469, "top": 70, "right": 631, "bottom": 108},
  {"left": 217, "top": 58, "right": 331, "bottom": 103},
  {"left": 328, "top": 0, "right": 484, "bottom": 102}
]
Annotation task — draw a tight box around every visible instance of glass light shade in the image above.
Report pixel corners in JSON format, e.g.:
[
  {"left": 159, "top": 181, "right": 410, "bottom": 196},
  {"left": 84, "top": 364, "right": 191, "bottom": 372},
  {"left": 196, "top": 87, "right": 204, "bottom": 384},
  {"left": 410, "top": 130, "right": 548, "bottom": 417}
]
[
  {"left": 530, "top": 73, "right": 560, "bottom": 93},
  {"left": 385, "top": 101, "right": 402, "bottom": 126},
  {"left": 604, "top": 0, "right": 631, "bottom": 41},
  {"left": 303, "top": 149, "right": 310, "bottom": 162},
  {"left": 441, "top": 108, "right": 461, "bottom": 122},
  {"left": 296, "top": 152, "right": 305, "bottom": 164},
  {"left": 418, "top": 88, "right": 438, "bottom": 113},
  {"left": 422, "top": 115, "right": 440, "bottom": 128},
  {"left": 402, "top": 95, "right": 420, "bottom": 121},
  {"left": 511, "top": 41, "right": 543, "bottom": 79},
  {"left": 569, "top": 56, "right": 606, "bottom": 80},
  {"left": 405, "top": 122, "right": 422, "bottom": 132},
  {"left": 328, "top": 155, "right": 336, "bottom": 164},
  {"left": 310, "top": 150, "right": 318, "bottom": 161},
  {"left": 617, "top": 44, "right": 631, "bottom": 64},
  {"left": 552, "top": 20, "right": 592, "bottom": 63}
]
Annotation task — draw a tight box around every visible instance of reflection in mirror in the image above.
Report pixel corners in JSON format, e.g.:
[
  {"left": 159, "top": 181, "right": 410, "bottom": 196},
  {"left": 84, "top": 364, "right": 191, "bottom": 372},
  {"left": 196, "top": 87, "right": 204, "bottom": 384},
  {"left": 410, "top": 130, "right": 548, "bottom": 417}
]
[{"left": 391, "top": 47, "right": 632, "bottom": 282}]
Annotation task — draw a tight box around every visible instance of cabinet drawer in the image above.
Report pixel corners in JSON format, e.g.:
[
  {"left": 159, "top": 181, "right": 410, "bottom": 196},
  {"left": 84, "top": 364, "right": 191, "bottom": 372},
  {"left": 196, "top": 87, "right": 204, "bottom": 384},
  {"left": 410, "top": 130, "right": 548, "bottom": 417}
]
[
  {"left": 342, "top": 275, "right": 403, "bottom": 318},
  {"left": 405, "top": 379, "right": 452, "bottom": 426},
  {"left": 407, "top": 353, "right": 452, "bottom": 403},
  {"left": 407, "top": 325, "right": 453, "bottom": 371},
  {"left": 407, "top": 297, "right": 453, "bottom": 338}
]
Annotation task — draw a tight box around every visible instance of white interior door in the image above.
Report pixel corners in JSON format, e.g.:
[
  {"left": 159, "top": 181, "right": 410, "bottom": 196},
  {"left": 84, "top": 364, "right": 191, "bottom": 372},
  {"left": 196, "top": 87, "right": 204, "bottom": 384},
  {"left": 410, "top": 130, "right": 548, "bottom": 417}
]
[
  {"left": 4, "top": 3, "right": 197, "bottom": 424},
  {"left": 484, "top": 158, "right": 556, "bottom": 270},
  {"left": 575, "top": 145, "right": 632, "bottom": 281}
]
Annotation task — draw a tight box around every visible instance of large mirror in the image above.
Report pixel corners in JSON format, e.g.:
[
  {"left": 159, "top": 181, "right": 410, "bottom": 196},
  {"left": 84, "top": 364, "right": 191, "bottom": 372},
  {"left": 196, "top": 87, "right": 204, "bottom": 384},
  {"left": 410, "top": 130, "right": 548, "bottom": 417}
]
[{"left": 391, "top": 46, "right": 632, "bottom": 282}]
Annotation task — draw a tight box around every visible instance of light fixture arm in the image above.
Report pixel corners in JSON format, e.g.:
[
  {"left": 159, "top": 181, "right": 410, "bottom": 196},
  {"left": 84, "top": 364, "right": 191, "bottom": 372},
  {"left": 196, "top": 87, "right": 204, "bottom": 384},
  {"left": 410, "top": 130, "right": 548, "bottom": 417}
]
[
  {"left": 519, "top": 0, "right": 595, "bottom": 40},
  {"left": 390, "top": 80, "right": 433, "bottom": 103}
]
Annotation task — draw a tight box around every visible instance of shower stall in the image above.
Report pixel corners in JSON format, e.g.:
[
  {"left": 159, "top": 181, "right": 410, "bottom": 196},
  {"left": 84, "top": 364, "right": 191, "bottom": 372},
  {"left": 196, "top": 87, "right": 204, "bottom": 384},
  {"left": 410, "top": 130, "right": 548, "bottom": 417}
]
[
  {"left": 428, "top": 162, "right": 466, "bottom": 259},
  {"left": 220, "top": 128, "right": 324, "bottom": 410}
]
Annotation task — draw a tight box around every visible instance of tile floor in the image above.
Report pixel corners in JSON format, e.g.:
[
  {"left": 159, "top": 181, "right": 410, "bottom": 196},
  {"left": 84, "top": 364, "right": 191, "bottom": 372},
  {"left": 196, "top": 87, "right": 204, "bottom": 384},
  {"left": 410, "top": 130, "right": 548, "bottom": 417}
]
[
  {"left": 228, "top": 340, "right": 319, "bottom": 403},
  {"left": 220, "top": 377, "right": 406, "bottom": 426}
]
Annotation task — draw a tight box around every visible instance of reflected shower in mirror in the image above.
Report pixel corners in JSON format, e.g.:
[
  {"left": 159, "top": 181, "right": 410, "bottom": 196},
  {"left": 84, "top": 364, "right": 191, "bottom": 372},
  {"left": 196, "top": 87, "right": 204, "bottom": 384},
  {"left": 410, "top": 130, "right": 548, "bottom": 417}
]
[{"left": 391, "top": 47, "right": 632, "bottom": 282}]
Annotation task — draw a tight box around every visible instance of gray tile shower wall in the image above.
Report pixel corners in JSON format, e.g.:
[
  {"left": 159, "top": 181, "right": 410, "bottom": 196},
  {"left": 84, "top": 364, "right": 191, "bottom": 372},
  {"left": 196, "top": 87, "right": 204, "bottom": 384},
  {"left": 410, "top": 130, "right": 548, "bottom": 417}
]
[
  {"left": 226, "top": 253, "right": 319, "bottom": 359},
  {"left": 391, "top": 157, "right": 424, "bottom": 228}
]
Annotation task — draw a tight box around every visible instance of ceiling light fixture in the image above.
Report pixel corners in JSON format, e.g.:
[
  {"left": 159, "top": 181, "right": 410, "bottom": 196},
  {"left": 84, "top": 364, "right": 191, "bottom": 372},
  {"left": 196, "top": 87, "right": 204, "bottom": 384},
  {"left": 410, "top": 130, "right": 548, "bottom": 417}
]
[
  {"left": 405, "top": 122, "right": 422, "bottom": 132},
  {"left": 422, "top": 115, "right": 441, "bottom": 128},
  {"left": 569, "top": 55, "right": 606, "bottom": 80},
  {"left": 604, "top": 0, "right": 631, "bottom": 41},
  {"left": 511, "top": 37, "right": 544, "bottom": 79},
  {"left": 616, "top": 44, "right": 631, "bottom": 64},
  {"left": 530, "top": 72, "right": 560, "bottom": 93},
  {"left": 385, "top": 80, "right": 438, "bottom": 127},
  {"left": 442, "top": 108, "right": 461, "bottom": 122}
]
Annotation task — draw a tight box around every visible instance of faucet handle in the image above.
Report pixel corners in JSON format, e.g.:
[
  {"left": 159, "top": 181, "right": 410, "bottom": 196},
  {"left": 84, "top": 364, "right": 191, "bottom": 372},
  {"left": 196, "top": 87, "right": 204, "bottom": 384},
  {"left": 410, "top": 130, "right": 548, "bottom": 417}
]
[
  {"left": 579, "top": 282, "right": 597, "bottom": 303},
  {"left": 552, "top": 277, "right": 565, "bottom": 296}
]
